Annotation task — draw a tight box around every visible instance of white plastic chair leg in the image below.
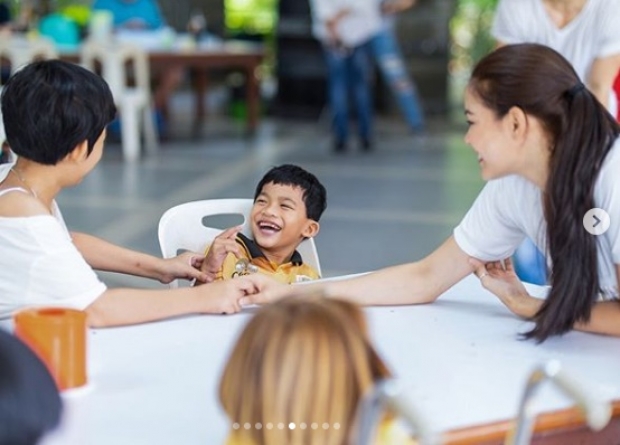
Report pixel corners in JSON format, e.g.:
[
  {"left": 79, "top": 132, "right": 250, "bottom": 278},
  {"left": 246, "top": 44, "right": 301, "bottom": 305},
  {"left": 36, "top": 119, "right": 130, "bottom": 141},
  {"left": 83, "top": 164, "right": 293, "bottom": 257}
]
[
  {"left": 142, "top": 103, "right": 159, "bottom": 155},
  {"left": 120, "top": 102, "right": 140, "bottom": 162}
]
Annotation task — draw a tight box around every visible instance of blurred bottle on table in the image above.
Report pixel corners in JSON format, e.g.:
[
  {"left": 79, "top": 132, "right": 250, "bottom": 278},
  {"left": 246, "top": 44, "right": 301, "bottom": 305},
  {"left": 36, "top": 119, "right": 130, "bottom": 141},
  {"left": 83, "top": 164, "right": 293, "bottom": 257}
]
[{"left": 187, "top": 9, "right": 206, "bottom": 43}]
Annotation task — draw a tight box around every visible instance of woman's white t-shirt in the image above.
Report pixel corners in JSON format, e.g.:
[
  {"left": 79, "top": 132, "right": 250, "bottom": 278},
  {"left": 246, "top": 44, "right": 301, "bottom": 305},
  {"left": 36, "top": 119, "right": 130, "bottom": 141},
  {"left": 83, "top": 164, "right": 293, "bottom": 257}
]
[
  {"left": 491, "top": 0, "right": 620, "bottom": 115},
  {"left": 454, "top": 138, "right": 620, "bottom": 299},
  {"left": 0, "top": 164, "right": 106, "bottom": 318}
]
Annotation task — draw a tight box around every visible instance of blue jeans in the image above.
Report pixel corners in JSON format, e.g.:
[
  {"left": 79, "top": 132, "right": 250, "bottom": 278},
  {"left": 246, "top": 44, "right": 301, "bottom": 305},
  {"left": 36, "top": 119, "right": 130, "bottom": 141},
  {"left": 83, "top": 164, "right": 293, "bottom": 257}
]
[
  {"left": 323, "top": 44, "right": 373, "bottom": 143},
  {"left": 369, "top": 28, "right": 425, "bottom": 131}
]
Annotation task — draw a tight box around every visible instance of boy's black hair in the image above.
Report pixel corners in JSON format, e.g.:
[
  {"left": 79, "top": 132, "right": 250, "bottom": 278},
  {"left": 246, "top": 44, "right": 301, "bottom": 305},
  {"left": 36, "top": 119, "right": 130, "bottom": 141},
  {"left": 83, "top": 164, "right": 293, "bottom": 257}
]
[
  {"left": 254, "top": 164, "right": 327, "bottom": 221},
  {"left": 0, "top": 330, "right": 62, "bottom": 445},
  {"left": 0, "top": 59, "right": 116, "bottom": 165}
]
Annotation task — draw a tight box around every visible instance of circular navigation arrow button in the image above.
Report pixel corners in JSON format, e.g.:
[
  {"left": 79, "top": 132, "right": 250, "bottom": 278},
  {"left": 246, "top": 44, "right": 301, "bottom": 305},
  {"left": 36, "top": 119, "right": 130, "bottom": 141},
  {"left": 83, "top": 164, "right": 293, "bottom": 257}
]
[{"left": 583, "top": 208, "right": 610, "bottom": 236}]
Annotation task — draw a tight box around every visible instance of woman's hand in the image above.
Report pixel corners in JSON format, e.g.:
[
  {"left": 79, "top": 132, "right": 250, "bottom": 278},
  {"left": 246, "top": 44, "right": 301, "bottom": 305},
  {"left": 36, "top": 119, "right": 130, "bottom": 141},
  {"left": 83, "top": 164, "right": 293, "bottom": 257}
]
[
  {"left": 468, "top": 257, "right": 543, "bottom": 318},
  {"left": 194, "top": 276, "right": 263, "bottom": 314},
  {"left": 238, "top": 274, "right": 297, "bottom": 306},
  {"left": 197, "top": 274, "right": 288, "bottom": 314},
  {"left": 158, "top": 251, "right": 209, "bottom": 285}
]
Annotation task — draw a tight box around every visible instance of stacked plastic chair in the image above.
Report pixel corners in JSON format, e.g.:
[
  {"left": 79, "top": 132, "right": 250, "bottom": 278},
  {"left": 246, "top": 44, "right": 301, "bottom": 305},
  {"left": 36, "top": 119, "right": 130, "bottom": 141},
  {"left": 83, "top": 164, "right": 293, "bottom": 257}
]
[
  {"left": 0, "top": 35, "right": 58, "bottom": 160},
  {"left": 80, "top": 39, "right": 159, "bottom": 162}
]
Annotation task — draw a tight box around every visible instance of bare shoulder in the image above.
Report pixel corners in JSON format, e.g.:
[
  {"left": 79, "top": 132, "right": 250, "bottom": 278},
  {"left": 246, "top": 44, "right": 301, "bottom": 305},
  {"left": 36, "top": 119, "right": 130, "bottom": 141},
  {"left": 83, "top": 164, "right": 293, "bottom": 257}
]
[{"left": 0, "top": 189, "right": 50, "bottom": 217}]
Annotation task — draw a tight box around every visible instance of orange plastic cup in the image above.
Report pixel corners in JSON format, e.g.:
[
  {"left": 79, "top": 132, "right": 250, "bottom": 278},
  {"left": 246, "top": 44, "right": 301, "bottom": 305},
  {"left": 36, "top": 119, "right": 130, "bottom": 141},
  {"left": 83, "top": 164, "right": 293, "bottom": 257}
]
[{"left": 14, "top": 307, "right": 87, "bottom": 391}]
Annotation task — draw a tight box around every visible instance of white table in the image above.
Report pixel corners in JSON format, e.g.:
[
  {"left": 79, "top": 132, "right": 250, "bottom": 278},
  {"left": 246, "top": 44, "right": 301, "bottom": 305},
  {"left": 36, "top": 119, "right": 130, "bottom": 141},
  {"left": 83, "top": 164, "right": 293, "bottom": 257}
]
[{"left": 35, "top": 275, "right": 620, "bottom": 445}]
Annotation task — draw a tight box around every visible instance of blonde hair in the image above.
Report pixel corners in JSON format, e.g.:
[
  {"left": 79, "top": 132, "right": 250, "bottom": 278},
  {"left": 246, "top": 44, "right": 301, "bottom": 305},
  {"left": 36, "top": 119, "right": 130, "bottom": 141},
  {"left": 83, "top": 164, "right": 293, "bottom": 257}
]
[{"left": 219, "top": 294, "right": 391, "bottom": 445}]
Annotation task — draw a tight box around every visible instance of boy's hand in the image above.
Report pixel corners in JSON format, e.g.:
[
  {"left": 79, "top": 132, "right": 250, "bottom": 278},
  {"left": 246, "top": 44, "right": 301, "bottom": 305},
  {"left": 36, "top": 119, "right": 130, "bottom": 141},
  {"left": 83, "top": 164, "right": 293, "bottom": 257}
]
[{"left": 200, "top": 225, "right": 243, "bottom": 282}]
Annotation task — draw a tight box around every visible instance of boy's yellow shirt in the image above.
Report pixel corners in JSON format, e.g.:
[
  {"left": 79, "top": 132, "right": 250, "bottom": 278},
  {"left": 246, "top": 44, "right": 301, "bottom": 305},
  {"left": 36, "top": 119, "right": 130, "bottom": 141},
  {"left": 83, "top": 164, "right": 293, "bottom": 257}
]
[{"left": 206, "top": 233, "right": 320, "bottom": 284}]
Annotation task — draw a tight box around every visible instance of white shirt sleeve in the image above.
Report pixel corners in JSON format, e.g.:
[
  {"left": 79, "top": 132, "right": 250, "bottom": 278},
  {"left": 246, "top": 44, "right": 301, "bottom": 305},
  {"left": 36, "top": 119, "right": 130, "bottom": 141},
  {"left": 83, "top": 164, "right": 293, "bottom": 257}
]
[
  {"left": 596, "top": 0, "right": 620, "bottom": 58},
  {"left": 453, "top": 178, "right": 527, "bottom": 261}
]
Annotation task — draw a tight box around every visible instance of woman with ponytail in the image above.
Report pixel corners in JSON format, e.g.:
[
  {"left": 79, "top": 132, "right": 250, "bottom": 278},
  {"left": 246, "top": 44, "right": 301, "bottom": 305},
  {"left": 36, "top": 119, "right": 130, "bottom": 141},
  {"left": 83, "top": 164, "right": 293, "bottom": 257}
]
[{"left": 243, "top": 43, "right": 620, "bottom": 342}]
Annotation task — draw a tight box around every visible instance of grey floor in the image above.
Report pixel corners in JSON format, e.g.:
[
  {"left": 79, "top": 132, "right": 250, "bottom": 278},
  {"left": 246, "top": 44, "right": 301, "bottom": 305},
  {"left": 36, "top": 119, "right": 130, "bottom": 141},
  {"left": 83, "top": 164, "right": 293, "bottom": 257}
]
[{"left": 59, "top": 93, "right": 484, "bottom": 289}]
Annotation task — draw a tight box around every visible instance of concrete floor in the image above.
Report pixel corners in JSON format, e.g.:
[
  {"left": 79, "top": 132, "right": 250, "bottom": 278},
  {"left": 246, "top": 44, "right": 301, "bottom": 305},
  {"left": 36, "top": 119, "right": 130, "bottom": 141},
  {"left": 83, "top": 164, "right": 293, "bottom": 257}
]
[{"left": 58, "top": 97, "right": 484, "bottom": 289}]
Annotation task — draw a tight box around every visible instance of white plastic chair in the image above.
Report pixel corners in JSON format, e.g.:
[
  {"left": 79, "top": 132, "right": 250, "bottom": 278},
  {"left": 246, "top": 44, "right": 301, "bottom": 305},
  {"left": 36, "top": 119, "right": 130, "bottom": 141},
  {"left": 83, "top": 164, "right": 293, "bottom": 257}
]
[
  {"left": 158, "top": 198, "right": 322, "bottom": 288},
  {"left": 80, "top": 39, "right": 158, "bottom": 162},
  {"left": 1, "top": 35, "right": 58, "bottom": 156},
  {"left": 507, "top": 360, "right": 611, "bottom": 445},
  {"left": 355, "top": 378, "right": 438, "bottom": 445}
]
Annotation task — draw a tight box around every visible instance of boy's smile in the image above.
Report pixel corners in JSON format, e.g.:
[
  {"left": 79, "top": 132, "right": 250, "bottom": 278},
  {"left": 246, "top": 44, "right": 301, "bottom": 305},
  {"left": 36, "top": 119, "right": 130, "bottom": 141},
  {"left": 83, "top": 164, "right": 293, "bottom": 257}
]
[{"left": 251, "top": 182, "right": 318, "bottom": 265}]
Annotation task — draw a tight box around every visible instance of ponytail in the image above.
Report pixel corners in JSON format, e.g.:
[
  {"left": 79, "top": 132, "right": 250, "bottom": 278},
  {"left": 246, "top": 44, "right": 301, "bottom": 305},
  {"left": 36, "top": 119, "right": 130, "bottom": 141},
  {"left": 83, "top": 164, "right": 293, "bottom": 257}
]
[
  {"left": 526, "top": 86, "right": 619, "bottom": 341},
  {"left": 470, "top": 44, "right": 620, "bottom": 341}
]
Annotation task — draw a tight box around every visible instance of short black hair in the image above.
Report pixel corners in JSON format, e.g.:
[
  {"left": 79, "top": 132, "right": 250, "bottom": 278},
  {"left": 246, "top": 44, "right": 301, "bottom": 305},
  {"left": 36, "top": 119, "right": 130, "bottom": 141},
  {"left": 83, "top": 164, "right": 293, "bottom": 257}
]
[
  {"left": 0, "top": 330, "right": 62, "bottom": 445},
  {"left": 0, "top": 59, "right": 116, "bottom": 165},
  {"left": 254, "top": 164, "right": 327, "bottom": 221}
]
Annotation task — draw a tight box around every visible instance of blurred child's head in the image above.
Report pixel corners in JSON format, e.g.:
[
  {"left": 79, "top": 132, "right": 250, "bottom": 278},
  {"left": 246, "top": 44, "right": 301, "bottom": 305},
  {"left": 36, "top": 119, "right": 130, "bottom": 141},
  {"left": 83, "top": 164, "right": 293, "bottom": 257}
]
[
  {"left": 0, "top": 59, "right": 116, "bottom": 165},
  {"left": 250, "top": 164, "right": 327, "bottom": 255},
  {"left": 0, "top": 330, "right": 62, "bottom": 445},
  {"left": 219, "top": 295, "right": 389, "bottom": 445}
]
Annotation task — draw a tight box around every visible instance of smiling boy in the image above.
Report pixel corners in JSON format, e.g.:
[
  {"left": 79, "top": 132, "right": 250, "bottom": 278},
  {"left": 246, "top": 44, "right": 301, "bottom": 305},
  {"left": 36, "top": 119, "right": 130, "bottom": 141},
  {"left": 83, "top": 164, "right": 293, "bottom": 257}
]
[{"left": 199, "top": 164, "right": 327, "bottom": 284}]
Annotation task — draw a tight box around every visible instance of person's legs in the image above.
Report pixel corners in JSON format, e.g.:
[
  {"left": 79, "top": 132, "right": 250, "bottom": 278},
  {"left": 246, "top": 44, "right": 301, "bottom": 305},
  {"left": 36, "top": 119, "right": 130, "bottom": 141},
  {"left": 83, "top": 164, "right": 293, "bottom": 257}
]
[
  {"left": 153, "top": 66, "right": 185, "bottom": 125},
  {"left": 370, "top": 28, "right": 425, "bottom": 131},
  {"left": 323, "top": 46, "right": 349, "bottom": 151},
  {"left": 348, "top": 44, "right": 373, "bottom": 149}
]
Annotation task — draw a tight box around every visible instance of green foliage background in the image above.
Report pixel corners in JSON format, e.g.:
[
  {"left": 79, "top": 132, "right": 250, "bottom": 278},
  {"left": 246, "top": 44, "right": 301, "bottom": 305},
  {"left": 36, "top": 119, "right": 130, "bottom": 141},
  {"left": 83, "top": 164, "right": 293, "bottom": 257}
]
[{"left": 451, "top": 0, "right": 499, "bottom": 72}]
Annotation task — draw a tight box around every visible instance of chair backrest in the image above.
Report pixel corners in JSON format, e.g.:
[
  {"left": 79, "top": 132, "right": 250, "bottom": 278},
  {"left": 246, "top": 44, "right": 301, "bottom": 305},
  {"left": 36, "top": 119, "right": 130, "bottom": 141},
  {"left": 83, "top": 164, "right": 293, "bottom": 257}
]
[
  {"left": 79, "top": 38, "right": 158, "bottom": 162},
  {"left": 0, "top": 35, "right": 58, "bottom": 86},
  {"left": 0, "top": 35, "right": 58, "bottom": 154},
  {"left": 354, "top": 379, "right": 437, "bottom": 445},
  {"left": 79, "top": 39, "right": 150, "bottom": 101},
  {"left": 508, "top": 360, "right": 611, "bottom": 445},
  {"left": 158, "top": 199, "right": 322, "bottom": 288}
]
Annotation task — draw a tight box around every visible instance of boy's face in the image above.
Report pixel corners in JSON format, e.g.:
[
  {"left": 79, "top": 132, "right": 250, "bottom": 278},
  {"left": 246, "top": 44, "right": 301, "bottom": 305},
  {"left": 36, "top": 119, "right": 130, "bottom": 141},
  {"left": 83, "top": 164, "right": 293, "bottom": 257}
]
[{"left": 250, "top": 182, "right": 319, "bottom": 258}]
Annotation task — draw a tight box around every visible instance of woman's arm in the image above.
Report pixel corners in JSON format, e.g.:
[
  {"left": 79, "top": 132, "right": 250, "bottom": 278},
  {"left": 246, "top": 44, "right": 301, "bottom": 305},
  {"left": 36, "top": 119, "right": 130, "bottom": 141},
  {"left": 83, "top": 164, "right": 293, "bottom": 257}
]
[
  {"left": 573, "top": 264, "right": 620, "bottom": 336},
  {"left": 242, "top": 236, "right": 474, "bottom": 306},
  {"left": 84, "top": 274, "right": 268, "bottom": 327},
  {"left": 71, "top": 231, "right": 207, "bottom": 284},
  {"left": 587, "top": 55, "right": 620, "bottom": 111},
  {"left": 574, "top": 300, "right": 620, "bottom": 336},
  {"left": 324, "top": 236, "right": 473, "bottom": 305},
  {"left": 471, "top": 260, "right": 620, "bottom": 337}
]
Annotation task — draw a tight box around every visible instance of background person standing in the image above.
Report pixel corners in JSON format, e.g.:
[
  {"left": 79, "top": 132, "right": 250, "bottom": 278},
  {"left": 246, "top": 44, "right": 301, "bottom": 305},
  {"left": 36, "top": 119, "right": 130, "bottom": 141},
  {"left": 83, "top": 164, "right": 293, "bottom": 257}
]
[{"left": 309, "top": 0, "right": 381, "bottom": 152}]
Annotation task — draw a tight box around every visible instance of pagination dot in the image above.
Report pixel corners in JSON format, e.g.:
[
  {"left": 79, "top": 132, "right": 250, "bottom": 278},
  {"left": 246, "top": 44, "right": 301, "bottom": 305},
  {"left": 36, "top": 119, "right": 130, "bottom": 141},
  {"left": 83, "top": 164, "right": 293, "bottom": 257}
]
[
  {"left": 232, "top": 423, "right": 240, "bottom": 430},
  {"left": 288, "top": 422, "right": 296, "bottom": 430}
]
